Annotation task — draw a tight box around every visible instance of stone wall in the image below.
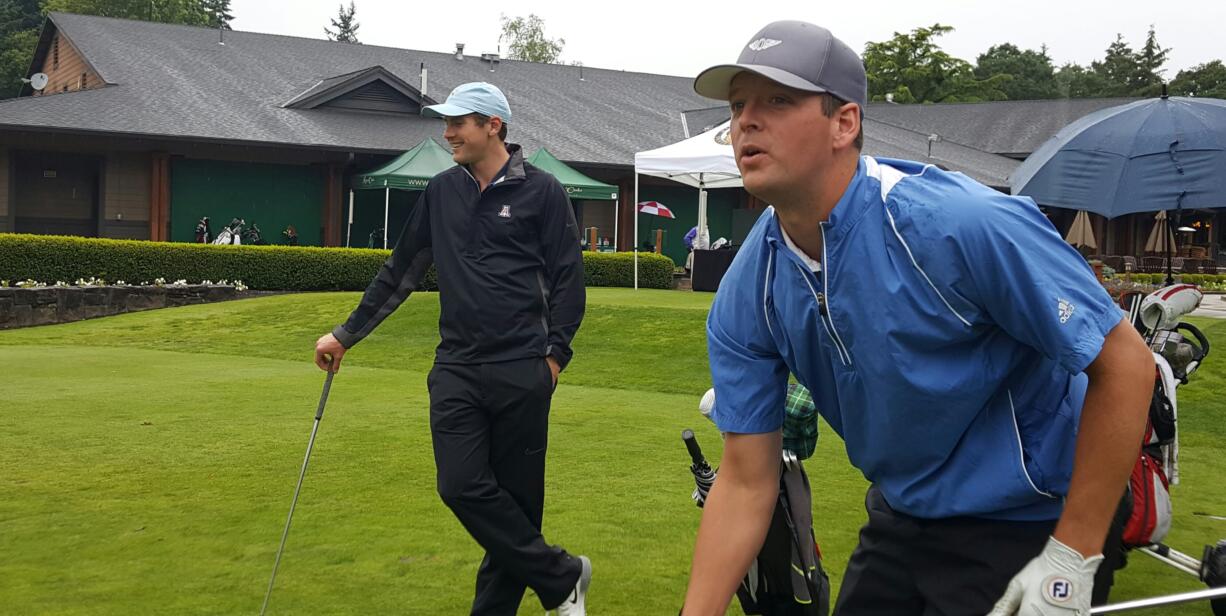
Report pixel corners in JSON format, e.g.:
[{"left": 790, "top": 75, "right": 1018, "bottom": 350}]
[{"left": 0, "top": 285, "right": 241, "bottom": 330}]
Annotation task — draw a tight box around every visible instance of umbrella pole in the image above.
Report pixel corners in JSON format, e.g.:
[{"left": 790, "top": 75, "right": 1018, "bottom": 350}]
[
  {"left": 346, "top": 190, "right": 354, "bottom": 248},
  {"left": 383, "top": 188, "right": 390, "bottom": 250},
  {"left": 1166, "top": 206, "right": 1181, "bottom": 286},
  {"left": 634, "top": 173, "right": 639, "bottom": 290}
]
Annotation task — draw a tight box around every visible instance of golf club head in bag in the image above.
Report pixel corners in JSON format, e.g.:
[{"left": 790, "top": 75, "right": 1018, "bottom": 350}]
[
  {"left": 699, "top": 388, "right": 717, "bottom": 424},
  {"left": 1150, "top": 322, "right": 1210, "bottom": 384},
  {"left": 1140, "top": 284, "right": 1203, "bottom": 332}
]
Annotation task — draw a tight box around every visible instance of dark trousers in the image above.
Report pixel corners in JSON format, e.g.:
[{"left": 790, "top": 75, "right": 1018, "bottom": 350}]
[
  {"left": 834, "top": 487, "right": 1056, "bottom": 616},
  {"left": 428, "top": 358, "right": 580, "bottom": 615}
]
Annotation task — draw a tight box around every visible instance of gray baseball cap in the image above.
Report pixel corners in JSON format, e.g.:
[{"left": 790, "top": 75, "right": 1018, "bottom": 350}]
[{"left": 694, "top": 20, "right": 867, "bottom": 109}]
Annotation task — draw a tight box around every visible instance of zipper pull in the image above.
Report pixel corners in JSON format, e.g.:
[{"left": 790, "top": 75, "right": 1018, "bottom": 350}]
[{"left": 816, "top": 292, "right": 828, "bottom": 316}]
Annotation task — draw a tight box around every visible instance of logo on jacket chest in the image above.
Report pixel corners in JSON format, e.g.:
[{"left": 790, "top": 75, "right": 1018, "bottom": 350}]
[{"left": 498, "top": 205, "right": 512, "bottom": 218}]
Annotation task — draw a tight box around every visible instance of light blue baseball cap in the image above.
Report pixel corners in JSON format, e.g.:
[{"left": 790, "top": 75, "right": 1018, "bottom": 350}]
[{"left": 423, "top": 82, "right": 512, "bottom": 124}]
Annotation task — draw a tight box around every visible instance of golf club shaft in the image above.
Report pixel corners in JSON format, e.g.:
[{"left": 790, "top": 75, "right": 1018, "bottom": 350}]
[
  {"left": 1090, "top": 585, "right": 1226, "bottom": 613},
  {"left": 260, "top": 369, "right": 335, "bottom": 616}
]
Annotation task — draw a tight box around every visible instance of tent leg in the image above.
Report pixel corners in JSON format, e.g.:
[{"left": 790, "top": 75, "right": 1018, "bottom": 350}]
[
  {"left": 346, "top": 190, "right": 354, "bottom": 248},
  {"left": 384, "top": 188, "right": 390, "bottom": 250},
  {"left": 698, "top": 183, "right": 709, "bottom": 249},
  {"left": 613, "top": 197, "right": 619, "bottom": 251},
  {"left": 634, "top": 173, "right": 639, "bottom": 290}
]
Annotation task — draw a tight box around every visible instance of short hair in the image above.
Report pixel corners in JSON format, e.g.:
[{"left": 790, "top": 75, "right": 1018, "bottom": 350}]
[
  {"left": 819, "top": 94, "right": 863, "bottom": 151},
  {"left": 472, "top": 114, "right": 508, "bottom": 142}
]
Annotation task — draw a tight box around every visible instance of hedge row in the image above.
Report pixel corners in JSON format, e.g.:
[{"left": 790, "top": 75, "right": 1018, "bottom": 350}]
[
  {"left": 0, "top": 234, "right": 676, "bottom": 290},
  {"left": 1110, "top": 272, "right": 1226, "bottom": 286}
]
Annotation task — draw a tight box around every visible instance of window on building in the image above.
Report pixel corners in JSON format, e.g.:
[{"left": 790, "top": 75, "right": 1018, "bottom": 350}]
[
  {"left": 81, "top": 73, "right": 87, "bottom": 89},
  {"left": 53, "top": 38, "right": 60, "bottom": 69}
]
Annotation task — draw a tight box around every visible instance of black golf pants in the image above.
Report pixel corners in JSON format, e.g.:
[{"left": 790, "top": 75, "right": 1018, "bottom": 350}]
[
  {"left": 428, "top": 358, "right": 580, "bottom": 615},
  {"left": 834, "top": 486, "right": 1056, "bottom": 616}
]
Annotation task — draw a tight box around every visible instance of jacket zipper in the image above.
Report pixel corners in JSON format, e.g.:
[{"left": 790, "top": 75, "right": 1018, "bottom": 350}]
[
  {"left": 818, "top": 222, "right": 852, "bottom": 366},
  {"left": 536, "top": 270, "right": 552, "bottom": 355},
  {"left": 793, "top": 262, "right": 850, "bottom": 367}
]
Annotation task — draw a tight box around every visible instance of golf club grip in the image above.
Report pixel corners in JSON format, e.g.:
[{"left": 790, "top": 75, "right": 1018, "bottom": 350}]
[
  {"left": 315, "top": 370, "right": 335, "bottom": 421},
  {"left": 682, "top": 430, "right": 706, "bottom": 465}
]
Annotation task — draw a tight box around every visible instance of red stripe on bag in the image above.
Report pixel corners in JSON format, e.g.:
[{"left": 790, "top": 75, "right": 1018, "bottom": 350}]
[{"left": 1160, "top": 284, "right": 1197, "bottom": 300}]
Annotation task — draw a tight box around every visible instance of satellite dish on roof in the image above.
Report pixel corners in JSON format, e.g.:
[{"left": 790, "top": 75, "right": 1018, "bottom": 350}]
[{"left": 24, "top": 73, "right": 49, "bottom": 91}]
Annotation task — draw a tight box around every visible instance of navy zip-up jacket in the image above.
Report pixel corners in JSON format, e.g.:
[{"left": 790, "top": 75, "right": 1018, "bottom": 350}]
[{"left": 333, "top": 143, "right": 586, "bottom": 369}]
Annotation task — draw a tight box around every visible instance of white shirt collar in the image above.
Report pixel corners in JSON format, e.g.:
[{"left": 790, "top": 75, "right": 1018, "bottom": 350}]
[{"left": 778, "top": 224, "right": 821, "bottom": 273}]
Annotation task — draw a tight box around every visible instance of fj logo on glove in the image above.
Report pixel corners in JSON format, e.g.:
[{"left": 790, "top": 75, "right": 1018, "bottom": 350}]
[
  {"left": 498, "top": 205, "right": 512, "bottom": 218},
  {"left": 1045, "top": 577, "right": 1074, "bottom": 603}
]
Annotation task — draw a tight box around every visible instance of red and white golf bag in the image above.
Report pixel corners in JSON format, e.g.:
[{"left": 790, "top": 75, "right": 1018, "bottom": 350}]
[{"left": 1120, "top": 285, "right": 1208, "bottom": 548}]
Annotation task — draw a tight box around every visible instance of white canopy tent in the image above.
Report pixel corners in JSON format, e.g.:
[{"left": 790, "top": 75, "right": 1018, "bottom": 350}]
[{"left": 632, "top": 121, "right": 742, "bottom": 288}]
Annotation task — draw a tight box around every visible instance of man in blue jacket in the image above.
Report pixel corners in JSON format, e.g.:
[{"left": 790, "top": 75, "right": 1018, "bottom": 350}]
[
  {"left": 314, "top": 83, "right": 590, "bottom": 616},
  {"left": 681, "top": 22, "right": 1155, "bottom": 616}
]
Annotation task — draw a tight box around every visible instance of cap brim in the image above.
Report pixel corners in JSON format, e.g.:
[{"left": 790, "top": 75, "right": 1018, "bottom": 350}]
[
  {"left": 421, "top": 102, "right": 477, "bottom": 118},
  {"left": 693, "top": 63, "right": 828, "bottom": 100}
]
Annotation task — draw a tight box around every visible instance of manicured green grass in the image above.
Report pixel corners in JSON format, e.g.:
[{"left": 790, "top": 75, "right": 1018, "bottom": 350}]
[{"left": 0, "top": 291, "right": 1222, "bottom": 614}]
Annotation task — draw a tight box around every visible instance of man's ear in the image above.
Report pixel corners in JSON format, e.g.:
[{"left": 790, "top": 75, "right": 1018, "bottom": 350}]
[
  {"left": 834, "top": 103, "right": 860, "bottom": 149},
  {"left": 489, "top": 117, "right": 503, "bottom": 137}
]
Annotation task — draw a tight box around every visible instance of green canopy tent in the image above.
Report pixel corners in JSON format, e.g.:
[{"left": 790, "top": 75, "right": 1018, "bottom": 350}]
[
  {"left": 348, "top": 138, "right": 455, "bottom": 248},
  {"left": 526, "top": 148, "right": 619, "bottom": 249}
]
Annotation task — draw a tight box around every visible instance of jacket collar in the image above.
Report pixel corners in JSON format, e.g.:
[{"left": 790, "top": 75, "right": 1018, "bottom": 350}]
[
  {"left": 462, "top": 143, "right": 526, "bottom": 189},
  {"left": 763, "top": 156, "right": 871, "bottom": 251},
  {"left": 821, "top": 156, "right": 871, "bottom": 241}
]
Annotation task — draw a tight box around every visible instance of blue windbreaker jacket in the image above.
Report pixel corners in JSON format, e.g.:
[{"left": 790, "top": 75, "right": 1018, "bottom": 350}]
[{"left": 707, "top": 156, "right": 1122, "bottom": 521}]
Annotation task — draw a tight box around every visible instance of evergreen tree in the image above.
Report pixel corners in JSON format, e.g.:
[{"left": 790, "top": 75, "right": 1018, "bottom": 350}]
[{"left": 324, "top": 2, "right": 359, "bottom": 44}]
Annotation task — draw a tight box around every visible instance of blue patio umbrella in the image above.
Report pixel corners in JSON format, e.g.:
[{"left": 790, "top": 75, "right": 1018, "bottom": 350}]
[
  {"left": 1010, "top": 94, "right": 1226, "bottom": 218},
  {"left": 1010, "top": 92, "right": 1226, "bottom": 283}
]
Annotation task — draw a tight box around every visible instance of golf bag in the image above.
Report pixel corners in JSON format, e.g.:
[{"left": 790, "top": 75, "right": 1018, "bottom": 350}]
[
  {"left": 682, "top": 431, "right": 830, "bottom": 616},
  {"left": 1095, "top": 286, "right": 1224, "bottom": 614},
  {"left": 194, "top": 217, "right": 212, "bottom": 243},
  {"left": 212, "top": 218, "right": 245, "bottom": 245},
  {"left": 243, "top": 223, "right": 264, "bottom": 245}
]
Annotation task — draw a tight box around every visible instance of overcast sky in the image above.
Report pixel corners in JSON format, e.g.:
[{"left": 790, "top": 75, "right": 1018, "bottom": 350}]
[{"left": 230, "top": 0, "right": 1221, "bottom": 79}]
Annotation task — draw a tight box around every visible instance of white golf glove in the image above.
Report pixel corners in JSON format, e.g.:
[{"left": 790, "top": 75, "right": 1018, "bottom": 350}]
[{"left": 987, "top": 536, "right": 1103, "bottom": 616}]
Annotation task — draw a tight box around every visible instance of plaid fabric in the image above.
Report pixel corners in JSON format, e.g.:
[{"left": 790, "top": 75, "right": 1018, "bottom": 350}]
[{"left": 783, "top": 383, "right": 818, "bottom": 459}]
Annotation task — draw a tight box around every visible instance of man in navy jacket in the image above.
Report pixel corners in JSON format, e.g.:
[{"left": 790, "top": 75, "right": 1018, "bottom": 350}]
[{"left": 315, "top": 82, "right": 590, "bottom": 616}]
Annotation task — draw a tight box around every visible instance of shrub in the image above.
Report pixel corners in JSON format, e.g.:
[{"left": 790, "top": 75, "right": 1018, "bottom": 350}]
[{"left": 0, "top": 234, "right": 676, "bottom": 290}]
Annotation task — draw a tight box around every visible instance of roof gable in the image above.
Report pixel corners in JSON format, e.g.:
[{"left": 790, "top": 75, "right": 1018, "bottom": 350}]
[
  {"left": 284, "top": 65, "right": 434, "bottom": 114},
  {"left": 20, "top": 14, "right": 110, "bottom": 97}
]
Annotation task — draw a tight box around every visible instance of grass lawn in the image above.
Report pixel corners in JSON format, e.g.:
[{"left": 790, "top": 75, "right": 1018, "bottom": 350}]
[{"left": 1, "top": 288, "right": 1223, "bottom": 614}]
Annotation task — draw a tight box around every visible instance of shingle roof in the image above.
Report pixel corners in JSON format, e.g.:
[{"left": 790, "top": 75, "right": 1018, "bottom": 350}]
[
  {"left": 864, "top": 97, "right": 1141, "bottom": 157},
  {"left": 0, "top": 12, "right": 1140, "bottom": 183},
  {"left": 0, "top": 12, "right": 711, "bottom": 164}
]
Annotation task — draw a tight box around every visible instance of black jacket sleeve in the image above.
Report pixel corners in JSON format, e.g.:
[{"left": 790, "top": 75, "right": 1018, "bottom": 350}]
[
  {"left": 539, "top": 180, "right": 586, "bottom": 370},
  {"left": 332, "top": 189, "right": 434, "bottom": 348}
]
